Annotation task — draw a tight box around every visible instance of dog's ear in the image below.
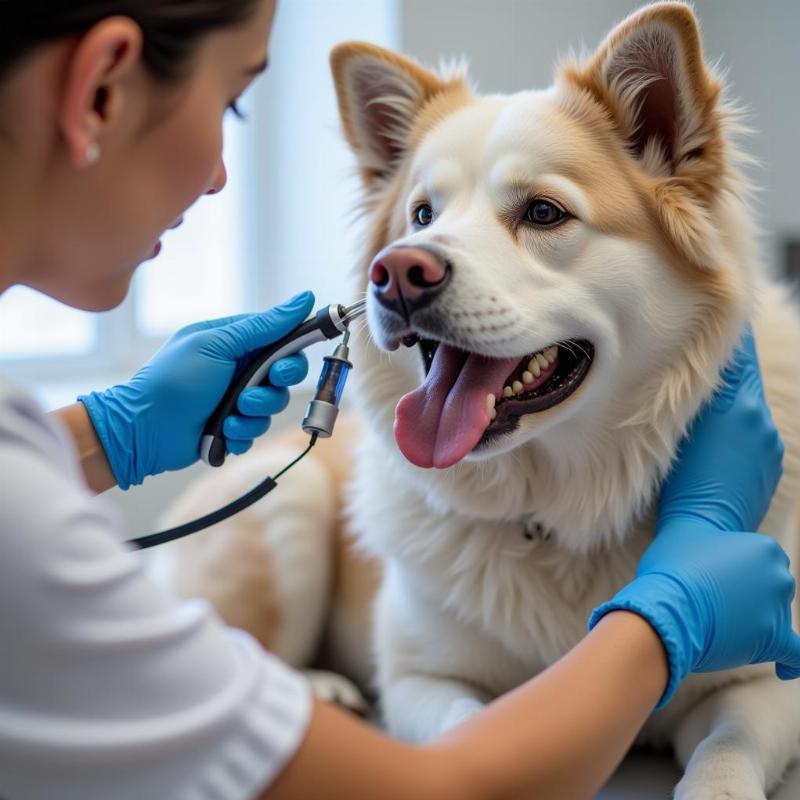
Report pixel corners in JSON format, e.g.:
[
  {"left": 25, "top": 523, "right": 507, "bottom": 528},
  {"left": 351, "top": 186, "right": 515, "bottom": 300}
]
[
  {"left": 562, "top": 3, "right": 728, "bottom": 267},
  {"left": 330, "top": 42, "right": 452, "bottom": 186},
  {"left": 568, "top": 2, "right": 720, "bottom": 171}
]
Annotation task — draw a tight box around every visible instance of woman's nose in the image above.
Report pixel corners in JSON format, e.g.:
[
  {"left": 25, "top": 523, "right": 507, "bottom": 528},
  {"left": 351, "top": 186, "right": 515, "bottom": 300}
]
[{"left": 207, "top": 160, "right": 228, "bottom": 195}]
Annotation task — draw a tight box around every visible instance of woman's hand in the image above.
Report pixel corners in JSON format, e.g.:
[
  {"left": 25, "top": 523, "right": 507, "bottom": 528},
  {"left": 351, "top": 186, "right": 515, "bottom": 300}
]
[
  {"left": 78, "top": 291, "right": 315, "bottom": 490},
  {"left": 589, "top": 325, "right": 800, "bottom": 707},
  {"left": 657, "top": 324, "right": 783, "bottom": 533}
]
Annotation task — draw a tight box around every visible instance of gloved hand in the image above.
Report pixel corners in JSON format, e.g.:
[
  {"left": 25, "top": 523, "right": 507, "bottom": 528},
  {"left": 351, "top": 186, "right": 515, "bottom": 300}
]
[
  {"left": 657, "top": 324, "right": 783, "bottom": 533},
  {"left": 589, "top": 325, "right": 800, "bottom": 708},
  {"left": 79, "top": 291, "right": 315, "bottom": 490}
]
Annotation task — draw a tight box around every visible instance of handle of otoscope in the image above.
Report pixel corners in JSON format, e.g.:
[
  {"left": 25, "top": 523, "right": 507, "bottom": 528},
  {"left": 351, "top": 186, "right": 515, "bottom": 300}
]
[{"left": 200, "top": 307, "right": 343, "bottom": 468}]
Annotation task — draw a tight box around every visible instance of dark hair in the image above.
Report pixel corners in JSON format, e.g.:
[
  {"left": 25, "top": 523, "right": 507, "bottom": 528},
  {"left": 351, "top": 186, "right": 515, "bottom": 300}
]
[{"left": 0, "top": 1, "right": 261, "bottom": 83}]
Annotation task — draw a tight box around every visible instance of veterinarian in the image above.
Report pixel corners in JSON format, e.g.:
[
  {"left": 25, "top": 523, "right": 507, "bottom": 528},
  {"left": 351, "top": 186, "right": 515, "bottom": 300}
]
[{"left": 1, "top": 2, "right": 798, "bottom": 799}]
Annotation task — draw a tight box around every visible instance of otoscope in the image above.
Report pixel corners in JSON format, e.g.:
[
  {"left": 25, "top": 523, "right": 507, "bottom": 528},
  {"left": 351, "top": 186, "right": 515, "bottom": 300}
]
[{"left": 129, "top": 300, "right": 366, "bottom": 550}]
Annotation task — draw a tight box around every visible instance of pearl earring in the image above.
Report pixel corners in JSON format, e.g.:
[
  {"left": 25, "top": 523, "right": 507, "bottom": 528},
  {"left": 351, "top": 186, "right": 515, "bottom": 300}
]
[{"left": 85, "top": 142, "right": 101, "bottom": 165}]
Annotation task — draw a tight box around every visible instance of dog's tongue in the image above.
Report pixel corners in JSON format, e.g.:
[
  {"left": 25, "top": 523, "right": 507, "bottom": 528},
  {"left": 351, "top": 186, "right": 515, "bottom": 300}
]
[{"left": 395, "top": 344, "right": 519, "bottom": 469}]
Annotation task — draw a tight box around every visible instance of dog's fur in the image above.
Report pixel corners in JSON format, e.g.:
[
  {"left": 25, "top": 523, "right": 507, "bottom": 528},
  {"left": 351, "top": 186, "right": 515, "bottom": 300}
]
[{"left": 158, "top": 4, "right": 800, "bottom": 796}]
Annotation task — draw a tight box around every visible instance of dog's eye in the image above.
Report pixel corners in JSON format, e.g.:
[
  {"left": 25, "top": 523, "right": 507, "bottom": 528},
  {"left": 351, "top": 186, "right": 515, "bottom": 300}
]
[
  {"left": 524, "top": 200, "right": 567, "bottom": 227},
  {"left": 414, "top": 204, "right": 434, "bottom": 226}
]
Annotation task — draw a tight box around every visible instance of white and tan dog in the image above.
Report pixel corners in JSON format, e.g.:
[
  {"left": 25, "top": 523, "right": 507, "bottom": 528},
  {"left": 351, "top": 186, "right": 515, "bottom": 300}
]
[{"left": 159, "top": 4, "right": 800, "bottom": 797}]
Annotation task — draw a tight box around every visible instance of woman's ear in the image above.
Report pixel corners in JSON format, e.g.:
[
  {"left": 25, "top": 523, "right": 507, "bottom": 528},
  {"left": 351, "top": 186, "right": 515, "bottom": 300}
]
[{"left": 59, "top": 16, "right": 143, "bottom": 168}]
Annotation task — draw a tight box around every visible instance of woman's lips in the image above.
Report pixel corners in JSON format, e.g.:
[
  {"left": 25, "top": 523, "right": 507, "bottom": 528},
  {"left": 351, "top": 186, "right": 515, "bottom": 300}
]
[{"left": 145, "top": 218, "right": 181, "bottom": 260}]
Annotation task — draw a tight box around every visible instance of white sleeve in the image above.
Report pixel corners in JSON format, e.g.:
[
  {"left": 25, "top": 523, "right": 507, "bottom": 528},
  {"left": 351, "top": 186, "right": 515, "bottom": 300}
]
[{"left": 0, "top": 383, "right": 312, "bottom": 800}]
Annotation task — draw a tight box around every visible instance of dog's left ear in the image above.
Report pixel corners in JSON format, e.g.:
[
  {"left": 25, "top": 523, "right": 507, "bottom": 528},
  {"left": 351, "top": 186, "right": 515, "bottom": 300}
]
[{"left": 562, "top": 2, "right": 726, "bottom": 267}]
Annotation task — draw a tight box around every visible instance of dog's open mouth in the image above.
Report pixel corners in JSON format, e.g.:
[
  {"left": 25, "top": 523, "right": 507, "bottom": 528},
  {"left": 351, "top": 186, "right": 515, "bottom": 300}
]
[{"left": 393, "top": 336, "right": 595, "bottom": 469}]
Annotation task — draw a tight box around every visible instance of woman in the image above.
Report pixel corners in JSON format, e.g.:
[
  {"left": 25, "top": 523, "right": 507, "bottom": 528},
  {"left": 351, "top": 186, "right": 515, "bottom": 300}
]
[{"left": 0, "top": 2, "right": 797, "bottom": 799}]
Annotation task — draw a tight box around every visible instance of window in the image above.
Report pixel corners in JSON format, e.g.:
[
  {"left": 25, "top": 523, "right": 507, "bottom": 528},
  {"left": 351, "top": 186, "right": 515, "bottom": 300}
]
[
  {"left": 135, "top": 117, "right": 249, "bottom": 339},
  {"left": 0, "top": 287, "right": 95, "bottom": 360}
]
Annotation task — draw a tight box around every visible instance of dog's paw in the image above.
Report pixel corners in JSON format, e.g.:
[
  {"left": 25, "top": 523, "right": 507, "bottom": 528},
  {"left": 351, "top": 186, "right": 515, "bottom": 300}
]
[
  {"left": 674, "top": 726, "right": 768, "bottom": 800},
  {"left": 674, "top": 791, "right": 765, "bottom": 800},
  {"left": 674, "top": 757, "right": 765, "bottom": 800},
  {"left": 674, "top": 773, "right": 765, "bottom": 800},
  {"left": 304, "top": 669, "right": 369, "bottom": 717}
]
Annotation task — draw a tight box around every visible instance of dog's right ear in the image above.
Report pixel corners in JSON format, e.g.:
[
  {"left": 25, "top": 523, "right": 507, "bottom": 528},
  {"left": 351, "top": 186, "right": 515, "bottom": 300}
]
[{"left": 330, "top": 43, "right": 450, "bottom": 186}]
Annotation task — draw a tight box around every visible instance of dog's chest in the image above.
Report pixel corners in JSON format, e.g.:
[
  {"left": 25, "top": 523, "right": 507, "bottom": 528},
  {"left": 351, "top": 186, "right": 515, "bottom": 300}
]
[{"left": 352, "top": 466, "right": 649, "bottom": 676}]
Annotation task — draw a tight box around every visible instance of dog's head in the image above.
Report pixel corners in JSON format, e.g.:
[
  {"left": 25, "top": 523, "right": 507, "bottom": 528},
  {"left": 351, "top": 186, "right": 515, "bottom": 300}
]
[{"left": 331, "top": 3, "right": 756, "bottom": 546}]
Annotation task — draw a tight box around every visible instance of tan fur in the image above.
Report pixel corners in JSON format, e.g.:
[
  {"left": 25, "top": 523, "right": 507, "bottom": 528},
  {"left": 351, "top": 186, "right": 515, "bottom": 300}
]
[
  {"left": 172, "top": 507, "right": 284, "bottom": 652},
  {"left": 331, "top": 42, "right": 473, "bottom": 189},
  {"left": 156, "top": 415, "right": 380, "bottom": 675},
  {"left": 560, "top": 3, "right": 731, "bottom": 275}
]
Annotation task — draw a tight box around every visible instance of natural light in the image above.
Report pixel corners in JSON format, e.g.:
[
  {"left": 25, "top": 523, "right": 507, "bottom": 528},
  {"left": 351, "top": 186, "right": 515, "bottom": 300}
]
[
  {"left": 0, "top": 286, "right": 96, "bottom": 360},
  {"left": 134, "top": 115, "right": 249, "bottom": 338}
]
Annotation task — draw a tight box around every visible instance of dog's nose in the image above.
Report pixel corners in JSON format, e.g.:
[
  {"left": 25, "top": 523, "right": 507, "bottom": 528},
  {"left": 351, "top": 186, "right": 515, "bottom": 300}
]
[{"left": 369, "top": 247, "right": 451, "bottom": 317}]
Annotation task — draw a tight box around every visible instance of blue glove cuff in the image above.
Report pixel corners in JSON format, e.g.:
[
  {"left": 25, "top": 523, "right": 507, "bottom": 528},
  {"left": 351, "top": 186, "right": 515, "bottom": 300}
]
[
  {"left": 588, "top": 573, "right": 703, "bottom": 709},
  {"left": 78, "top": 390, "right": 140, "bottom": 491}
]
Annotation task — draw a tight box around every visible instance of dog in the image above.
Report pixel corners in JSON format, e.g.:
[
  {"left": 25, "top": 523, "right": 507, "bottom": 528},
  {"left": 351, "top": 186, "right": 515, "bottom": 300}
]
[{"left": 157, "top": 4, "right": 800, "bottom": 796}]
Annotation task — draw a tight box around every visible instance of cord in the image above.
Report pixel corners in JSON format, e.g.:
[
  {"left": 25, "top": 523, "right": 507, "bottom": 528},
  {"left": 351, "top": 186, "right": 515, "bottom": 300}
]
[{"left": 129, "top": 433, "right": 319, "bottom": 551}]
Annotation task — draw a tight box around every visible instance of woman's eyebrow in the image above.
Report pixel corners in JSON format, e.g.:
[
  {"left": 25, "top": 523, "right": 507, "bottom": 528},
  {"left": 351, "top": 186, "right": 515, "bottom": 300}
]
[{"left": 244, "top": 57, "right": 269, "bottom": 76}]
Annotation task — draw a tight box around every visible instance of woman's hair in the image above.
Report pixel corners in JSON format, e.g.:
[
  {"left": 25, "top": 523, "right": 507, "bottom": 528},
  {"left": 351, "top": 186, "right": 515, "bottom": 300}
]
[{"left": 0, "top": 1, "right": 261, "bottom": 83}]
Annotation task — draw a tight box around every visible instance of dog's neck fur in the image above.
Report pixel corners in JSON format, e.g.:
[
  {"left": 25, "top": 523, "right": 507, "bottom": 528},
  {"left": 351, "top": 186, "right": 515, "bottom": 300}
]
[{"left": 352, "top": 223, "right": 753, "bottom": 556}]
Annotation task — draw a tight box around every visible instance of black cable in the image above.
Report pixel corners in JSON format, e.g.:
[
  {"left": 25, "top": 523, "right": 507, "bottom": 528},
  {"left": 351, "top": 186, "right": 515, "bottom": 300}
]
[{"left": 129, "top": 434, "right": 319, "bottom": 551}]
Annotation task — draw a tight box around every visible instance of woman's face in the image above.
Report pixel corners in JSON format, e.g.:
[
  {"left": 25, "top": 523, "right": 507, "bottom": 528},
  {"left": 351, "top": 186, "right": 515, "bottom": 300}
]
[{"left": 19, "top": 0, "right": 276, "bottom": 311}]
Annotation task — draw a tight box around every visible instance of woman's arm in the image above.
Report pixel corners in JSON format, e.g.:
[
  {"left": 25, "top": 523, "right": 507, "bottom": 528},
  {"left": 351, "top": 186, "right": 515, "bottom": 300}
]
[
  {"left": 265, "top": 611, "right": 667, "bottom": 800},
  {"left": 52, "top": 403, "right": 117, "bottom": 493}
]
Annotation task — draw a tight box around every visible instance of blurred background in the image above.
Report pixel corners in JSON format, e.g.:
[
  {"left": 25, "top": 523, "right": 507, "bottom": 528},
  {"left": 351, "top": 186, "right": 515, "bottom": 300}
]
[{"left": 2, "top": 0, "right": 799, "bottom": 536}]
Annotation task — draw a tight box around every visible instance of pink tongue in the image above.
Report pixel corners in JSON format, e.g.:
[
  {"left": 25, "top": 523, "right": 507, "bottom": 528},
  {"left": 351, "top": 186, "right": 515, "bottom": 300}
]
[{"left": 395, "top": 344, "right": 520, "bottom": 469}]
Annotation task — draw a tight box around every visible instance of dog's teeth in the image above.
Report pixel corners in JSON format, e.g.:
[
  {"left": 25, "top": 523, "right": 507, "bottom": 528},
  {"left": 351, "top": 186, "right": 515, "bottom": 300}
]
[
  {"left": 535, "top": 353, "right": 549, "bottom": 369},
  {"left": 486, "top": 393, "right": 496, "bottom": 412},
  {"left": 545, "top": 346, "right": 558, "bottom": 362},
  {"left": 512, "top": 380, "right": 524, "bottom": 395},
  {"left": 503, "top": 386, "right": 514, "bottom": 399},
  {"left": 522, "top": 370, "right": 534, "bottom": 384},
  {"left": 490, "top": 408, "right": 497, "bottom": 421},
  {"left": 528, "top": 359, "right": 541, "bottom": 378}
]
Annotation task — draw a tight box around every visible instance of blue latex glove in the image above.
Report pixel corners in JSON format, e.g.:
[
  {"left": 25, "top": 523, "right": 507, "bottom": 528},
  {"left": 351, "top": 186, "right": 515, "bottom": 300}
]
[
  {"left": 657, "top": 325, "right": 784, "bottom": 534},
  {"left": 79, "top": 291, "right": 315, "bottom": 490},
  {"left": 589, "top": 326, "right": 800, "bottom": 708}
]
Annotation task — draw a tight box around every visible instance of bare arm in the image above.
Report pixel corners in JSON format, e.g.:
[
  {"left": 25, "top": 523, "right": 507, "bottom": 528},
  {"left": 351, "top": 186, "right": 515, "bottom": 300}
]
[
  {"left": 264, "top": 611, "right": 667, "bottom": 800},
  {"left": 52, "top": 404, "right": 117, "bottom": 493}
]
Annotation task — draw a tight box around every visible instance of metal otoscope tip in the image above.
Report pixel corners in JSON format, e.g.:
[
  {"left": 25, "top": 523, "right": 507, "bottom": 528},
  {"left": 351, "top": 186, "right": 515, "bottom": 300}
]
[{"left": 341, "top": 299, "right": 367, "bottom": 326}]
